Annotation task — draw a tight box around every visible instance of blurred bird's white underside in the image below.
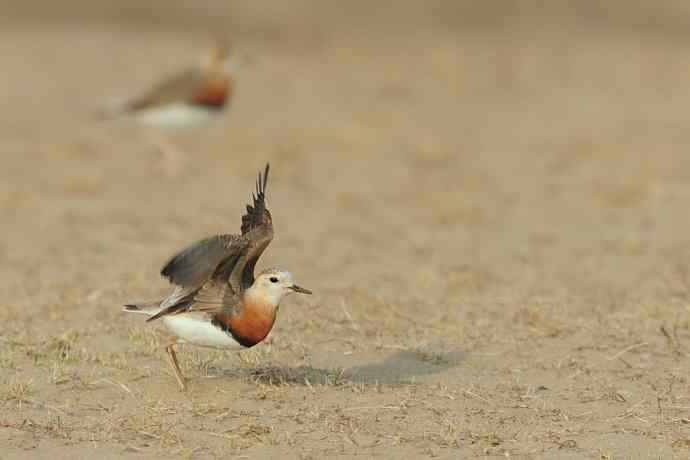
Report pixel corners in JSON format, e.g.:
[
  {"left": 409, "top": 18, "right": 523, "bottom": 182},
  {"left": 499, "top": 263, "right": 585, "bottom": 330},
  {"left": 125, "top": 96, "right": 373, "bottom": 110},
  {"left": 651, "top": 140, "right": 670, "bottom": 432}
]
[{"left": 134, "top": 103, "right": 220, "bottom": 129}]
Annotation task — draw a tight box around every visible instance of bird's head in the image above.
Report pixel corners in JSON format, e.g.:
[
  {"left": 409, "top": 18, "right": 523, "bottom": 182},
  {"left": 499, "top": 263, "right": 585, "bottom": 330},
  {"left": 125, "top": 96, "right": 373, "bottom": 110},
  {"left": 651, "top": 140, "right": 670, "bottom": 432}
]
[
  {"left": 246, "top": 268, "right": 312, "bottom": 307},
  {"left": 199, "top": 39, "right": 249, "bottom": 75}
]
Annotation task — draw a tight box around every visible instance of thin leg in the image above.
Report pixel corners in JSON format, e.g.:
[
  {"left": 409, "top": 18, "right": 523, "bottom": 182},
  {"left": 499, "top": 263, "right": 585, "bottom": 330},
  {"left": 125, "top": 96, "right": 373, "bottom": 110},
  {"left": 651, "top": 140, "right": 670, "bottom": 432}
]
[
  {"left": 165, "top": 344, "right": 187, "bottom": 391},
  {"left": 150, "top": 133, "right": 187, "bottom": 178}
]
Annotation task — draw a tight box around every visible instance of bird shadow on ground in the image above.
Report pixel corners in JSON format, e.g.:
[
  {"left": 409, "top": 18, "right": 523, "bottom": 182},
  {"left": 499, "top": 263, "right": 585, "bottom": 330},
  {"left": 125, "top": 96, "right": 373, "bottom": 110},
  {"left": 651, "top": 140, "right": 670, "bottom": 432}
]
[{"left": 207, "top": 348, "right": 465, "bottom": 385}]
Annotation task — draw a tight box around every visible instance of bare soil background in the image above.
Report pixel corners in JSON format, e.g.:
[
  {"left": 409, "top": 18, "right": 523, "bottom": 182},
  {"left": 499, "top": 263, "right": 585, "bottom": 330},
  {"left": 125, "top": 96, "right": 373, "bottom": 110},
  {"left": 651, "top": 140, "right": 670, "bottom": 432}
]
[{"left": 1, "top": 1, "right": 689, "bottom": 458}]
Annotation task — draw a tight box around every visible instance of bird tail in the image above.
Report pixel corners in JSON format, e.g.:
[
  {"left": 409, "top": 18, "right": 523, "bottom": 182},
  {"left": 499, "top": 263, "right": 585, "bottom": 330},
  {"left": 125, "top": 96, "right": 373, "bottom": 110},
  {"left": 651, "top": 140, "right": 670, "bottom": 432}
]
[
  {"left": 93, "top": 96, "right": 133, "bottom": 121},
  {"left": 123, "top": 300, "right": 162, "bottom": 316}
]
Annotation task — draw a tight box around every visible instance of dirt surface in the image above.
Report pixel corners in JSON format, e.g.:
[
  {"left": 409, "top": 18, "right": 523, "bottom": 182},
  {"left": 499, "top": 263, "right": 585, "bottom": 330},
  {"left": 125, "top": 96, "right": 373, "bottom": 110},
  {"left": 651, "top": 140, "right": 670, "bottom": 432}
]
[{"left": 1, "top": 2, "right": 690, "bottom": 458}]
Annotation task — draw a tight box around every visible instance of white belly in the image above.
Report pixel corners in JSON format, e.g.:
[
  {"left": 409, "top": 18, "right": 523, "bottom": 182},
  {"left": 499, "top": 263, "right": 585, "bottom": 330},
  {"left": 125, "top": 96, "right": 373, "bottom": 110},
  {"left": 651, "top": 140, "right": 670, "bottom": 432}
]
[
  {"left": 134, "top": 103, "right": 219, "bottom": 129},
  {"left": 162, "top": 314, "right": 243, "bottom": 349}
]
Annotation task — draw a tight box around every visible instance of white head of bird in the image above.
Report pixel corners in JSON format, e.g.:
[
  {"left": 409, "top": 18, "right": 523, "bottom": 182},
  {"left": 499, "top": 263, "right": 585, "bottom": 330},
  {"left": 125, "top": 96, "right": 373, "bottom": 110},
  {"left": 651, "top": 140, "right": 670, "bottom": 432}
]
[
  {"left": 244, "top": 268, "right": 312, "bottom": 308},
  {"left": 199, "top": 40, "right": 248, "bottom": 74}
]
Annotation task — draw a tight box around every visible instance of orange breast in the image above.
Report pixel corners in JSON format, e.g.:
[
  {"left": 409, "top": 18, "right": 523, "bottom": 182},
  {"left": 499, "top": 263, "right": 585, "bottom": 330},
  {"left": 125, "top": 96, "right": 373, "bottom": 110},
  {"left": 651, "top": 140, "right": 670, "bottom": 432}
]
[
  {"left": 212, "top": 299, "right": 276, "bottom": 348},
  {"left": 190, "top": 78, "right": 231, "bottom": 108}
]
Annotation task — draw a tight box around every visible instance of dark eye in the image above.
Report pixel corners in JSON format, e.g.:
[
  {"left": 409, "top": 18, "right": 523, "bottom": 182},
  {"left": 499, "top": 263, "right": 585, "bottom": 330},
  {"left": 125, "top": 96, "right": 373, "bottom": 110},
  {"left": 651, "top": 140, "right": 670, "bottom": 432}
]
[{"left": 270, "top": 277, "right": 279, "bottom": 283}]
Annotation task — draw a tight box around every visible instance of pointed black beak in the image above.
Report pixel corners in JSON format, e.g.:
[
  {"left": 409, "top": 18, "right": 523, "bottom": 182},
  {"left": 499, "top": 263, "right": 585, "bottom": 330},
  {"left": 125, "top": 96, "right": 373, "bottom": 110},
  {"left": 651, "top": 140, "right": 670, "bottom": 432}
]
[{"left": 290, "top": 284, "right": 312, "bottom": 295}]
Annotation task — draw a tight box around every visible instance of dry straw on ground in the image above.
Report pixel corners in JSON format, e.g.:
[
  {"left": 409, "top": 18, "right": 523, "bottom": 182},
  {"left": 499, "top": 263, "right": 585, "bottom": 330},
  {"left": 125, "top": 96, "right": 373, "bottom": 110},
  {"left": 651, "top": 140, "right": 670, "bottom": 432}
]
[{"left": 2, "top": 1, "right": 690, "bottom": 458}]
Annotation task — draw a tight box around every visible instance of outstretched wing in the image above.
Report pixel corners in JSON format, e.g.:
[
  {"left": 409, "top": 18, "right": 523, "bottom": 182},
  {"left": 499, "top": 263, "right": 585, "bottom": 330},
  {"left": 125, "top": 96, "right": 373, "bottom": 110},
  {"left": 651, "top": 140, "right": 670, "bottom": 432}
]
[
  {"left": 160, "top": 234, "right": 243, "bottom": 288},
  {"left": 127, "top": 68, "right": 203, "bottom": 111},
  {"left": 232, "top": 164, "right": 274, "bottom": 290},
  {"left": 150, "top": 165, "right": 274, "bottom": 321},
  {"left": 188, "top": 278, "right": 240, "bottom": 315},
  {"left": 126, "top": 68, "right": 230, "bottom": 112},
  {"left": 159, "top": 164, "right": 273, "bottom": 291},
  {"left": 148, "top": 263, "right": 240, "bottom": 321},
  {"left": 242, "top": 163, "right": 272, "bottom": 234}
]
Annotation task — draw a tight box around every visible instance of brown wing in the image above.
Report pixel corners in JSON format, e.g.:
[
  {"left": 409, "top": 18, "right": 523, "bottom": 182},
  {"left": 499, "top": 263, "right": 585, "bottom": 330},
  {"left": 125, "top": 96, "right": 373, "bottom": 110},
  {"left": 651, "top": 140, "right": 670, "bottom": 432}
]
[
  {"left": 148, "top": 259, "right": 240, "bottom": 321},
  {"left": 160, "top": 234, "right": 243, "bottom": 288},
  {"left": 232, "top": 164, "right": 274, "bottom": 291},
  {"left": 126, "top": 68, "right": 230, "bottom": 112},
  {"left": 152, "top": 231, "right": 271, "bottom": 320},
  {"left": 188, "top": 278, "right": 241, "bottom": 315},
  {"left": 151, "top": 236, "right": 247, "bottom": 321},
  {"left": 161, "top": 164, "right": 273, "bottom": 290},
  {"left": 145, "top": 285, "right": 197, "bottom": 322},
  {"left": 241, "top": 164, "right": 272, "bottom": 234},
  {"left": 127, "top": 68, "right": 204, "bottom": 111}
]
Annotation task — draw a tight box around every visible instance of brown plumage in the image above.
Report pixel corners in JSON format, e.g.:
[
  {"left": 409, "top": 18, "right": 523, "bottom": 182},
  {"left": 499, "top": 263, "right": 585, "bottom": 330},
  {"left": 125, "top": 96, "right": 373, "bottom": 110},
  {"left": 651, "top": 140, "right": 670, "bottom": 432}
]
[
  {"left": 100, "top": 40, "right": 235, "bottom": 119},
  {"left": 158, "top": 163, "right": 272, "bottom": 297},
  {"left": 125, "top": 68, "right": 231, "bottom": 112}
]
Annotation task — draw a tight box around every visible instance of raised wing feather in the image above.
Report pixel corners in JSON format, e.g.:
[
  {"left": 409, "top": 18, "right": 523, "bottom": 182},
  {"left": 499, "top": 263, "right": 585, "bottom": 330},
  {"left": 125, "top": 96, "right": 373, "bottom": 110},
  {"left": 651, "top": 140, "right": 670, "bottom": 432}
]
[
  {"left": 189, "top": 278, "right": 240, "bottom": 315},
  {"left": 233, "top": 164, "right": 274, "bottom": 290},
  {"left": 151, "top": 164, "right": 274, "bottom": 321},
  {"left": 241, "top": 164, "right": 272, "bottom": 234},
  {"left": 160, "top": 234, "right": 242, "bottom": 288}
]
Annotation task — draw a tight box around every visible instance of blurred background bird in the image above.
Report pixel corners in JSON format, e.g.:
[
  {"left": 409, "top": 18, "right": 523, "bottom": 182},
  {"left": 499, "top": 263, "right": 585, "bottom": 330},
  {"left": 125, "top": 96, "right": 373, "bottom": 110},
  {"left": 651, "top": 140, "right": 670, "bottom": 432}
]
[{"left": 96, "top": 39, "right": 245, "bottom": 175}]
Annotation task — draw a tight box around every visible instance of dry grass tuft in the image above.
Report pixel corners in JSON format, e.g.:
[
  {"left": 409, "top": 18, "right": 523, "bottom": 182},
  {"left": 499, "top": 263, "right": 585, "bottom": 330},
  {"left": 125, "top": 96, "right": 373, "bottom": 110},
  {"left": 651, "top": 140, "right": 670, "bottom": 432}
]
[{"left": 250, "top": 365, "right": 347, "bottom": 387}]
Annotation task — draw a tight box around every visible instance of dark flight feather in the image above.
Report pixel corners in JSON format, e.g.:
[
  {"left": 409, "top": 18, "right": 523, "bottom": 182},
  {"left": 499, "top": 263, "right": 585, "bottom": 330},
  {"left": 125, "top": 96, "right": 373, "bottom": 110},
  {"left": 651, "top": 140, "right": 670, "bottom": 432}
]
[
  {"left": 150, "top": 164, "right": 275, "bottom": 321},
  {"left": 241, "top": 164, "right": 271, "bottom": 235}
]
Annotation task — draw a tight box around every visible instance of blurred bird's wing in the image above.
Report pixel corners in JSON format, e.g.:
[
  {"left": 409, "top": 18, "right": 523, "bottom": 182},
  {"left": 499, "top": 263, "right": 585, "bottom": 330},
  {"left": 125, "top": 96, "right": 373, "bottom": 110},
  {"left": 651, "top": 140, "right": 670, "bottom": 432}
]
[{"left": 123, "top": 67, "right": 230, "bottom": 112}]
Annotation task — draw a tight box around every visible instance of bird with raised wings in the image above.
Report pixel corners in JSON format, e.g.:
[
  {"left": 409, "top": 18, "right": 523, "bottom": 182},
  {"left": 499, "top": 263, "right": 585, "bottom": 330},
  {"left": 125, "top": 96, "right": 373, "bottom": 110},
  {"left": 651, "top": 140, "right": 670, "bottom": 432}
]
[{"left": 124, "top": 164, "right": 311, "bottom": 390}]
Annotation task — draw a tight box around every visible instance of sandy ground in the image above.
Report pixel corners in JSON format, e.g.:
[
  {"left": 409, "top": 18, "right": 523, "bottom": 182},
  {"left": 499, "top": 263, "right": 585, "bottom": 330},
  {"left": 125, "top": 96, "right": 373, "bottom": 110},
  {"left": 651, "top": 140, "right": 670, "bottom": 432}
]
[{"left": 1, "top": 2, "right": 690, "bottom": 458}]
